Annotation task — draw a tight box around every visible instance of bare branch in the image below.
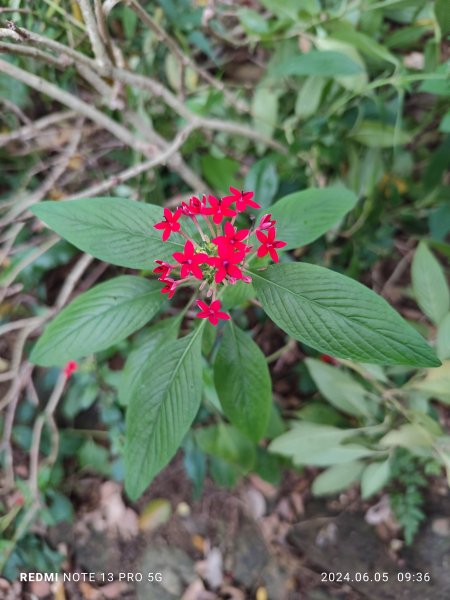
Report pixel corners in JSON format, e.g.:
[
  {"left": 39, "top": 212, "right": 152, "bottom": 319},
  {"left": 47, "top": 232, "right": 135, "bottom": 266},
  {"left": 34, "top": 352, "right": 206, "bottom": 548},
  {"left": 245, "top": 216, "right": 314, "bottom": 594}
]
[
  {"left": 0, "top": 110, "right": 76, "bottom": 147},
  {"left": 62, "top": 124, "right": 200, "bottom": 200},
  {"left": 0, "top": 57, "right": 152, "bottom": 154},
  {"left": 0, "top": 118, "right": 84, "bottom": 228},
  {"left": 0, "top": 26, "right": 286, "bottom": 152},
  {"left": 77, "top": 0, "right": 111, "bottom": 68},
  {"left": 0, "top": 40, "right": 70, "bottom": 67}
]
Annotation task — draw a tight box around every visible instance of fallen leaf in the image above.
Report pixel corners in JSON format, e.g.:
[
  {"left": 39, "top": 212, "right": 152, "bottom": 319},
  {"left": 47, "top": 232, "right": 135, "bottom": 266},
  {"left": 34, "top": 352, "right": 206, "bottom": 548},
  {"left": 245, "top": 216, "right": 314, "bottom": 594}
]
[
  {"left": 192, "top": 534, "right": 206, "bottom": 554},
  {"left": 139, "top": 498, "right": 172, "bottom": 532},
  {"left": 256, "top": 587, "right": 268, "bottom": 600}
]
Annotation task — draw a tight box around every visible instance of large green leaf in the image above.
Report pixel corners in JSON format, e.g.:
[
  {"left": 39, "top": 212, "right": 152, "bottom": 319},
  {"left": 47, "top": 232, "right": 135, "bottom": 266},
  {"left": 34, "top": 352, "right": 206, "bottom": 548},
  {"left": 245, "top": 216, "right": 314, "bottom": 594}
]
[
  {"left": 269, "top": 422, "right": 376, "bottom": 466},
  {"left": 30, "top": 276, "right": 163, "bottom": 366},
  {"left": 125, "top": 328, "right": 203, "bottom": 500},
  {"left": 269, "top": 187, "right": 358, "bottom": 249},
  {"left": 305, "top": 358, "right": 376, "bottom": 418},
  {"left": 272, "top": 50, "right": 363, "bottom": 77},
  {"left": 252, "top": 263, "right": 440, "bottom": 367},
  {"left": 31, "top": 198, "right": 184, "bottom": 268},
  {"left": 349, "top": 120, "right": 412, "bottom": 147},
  {"left": 435, "top": 0, "right": 450, "bottom": 36},
  {"left": 118, "top": 316, "right": 181, "bottom": 406},
  {"left": 214, "top": 322, "right": 271, "bottom": 442},
  {"left": 412, "top": 242, "right": 450, "bottom": 325}
]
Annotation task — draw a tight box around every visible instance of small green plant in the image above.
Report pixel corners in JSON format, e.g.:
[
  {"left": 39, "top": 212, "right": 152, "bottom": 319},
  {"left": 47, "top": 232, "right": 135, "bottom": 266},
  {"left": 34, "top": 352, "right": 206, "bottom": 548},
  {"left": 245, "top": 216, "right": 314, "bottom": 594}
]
[
  {"left": 389, "top": 448, "right": 441, "bottom": 545},
  {"left": 28, "top": 189, "right": 441, "bottom": 500}
]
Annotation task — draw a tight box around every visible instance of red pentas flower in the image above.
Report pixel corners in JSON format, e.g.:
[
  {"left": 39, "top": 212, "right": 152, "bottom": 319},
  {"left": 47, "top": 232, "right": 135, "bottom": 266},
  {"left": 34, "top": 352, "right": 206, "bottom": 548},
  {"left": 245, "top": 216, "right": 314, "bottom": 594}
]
[
  {"left": 212, "top": 222, "right": 250, "bottom": 254},
  {"left": 224, "top": 186, "right": 261, "bottom": 212},
  {"left": 154, "top": 207, "right": 182, "bottom": 241},
  {"left": 152, "top": 185, "right": 287, "bottom": 325},
  {"left": 181, "top": 195, "right": 207, "bottom": 217},
  {"left": 196, "top": 300, "right": 230, "bottom": 326},
  {"left": 256, "top": 227, "right": 287, "bottom": 263},
  {"left": 210, "top": 246, "right": 246, "bottom": 284},
  {"left": 258, "top": 213, "right": 276, "bottom": 231},
  {"left": 160, "top": 277, "right": 177, "bottom": 298},
  {"left": 203, "top": 195, "right": 236, "bottom": 224},
  {"left": 153, "top": 260, "right": 175, "bottom": 280},
  {"left": 173, "top": 240, "right": 208, "bottom": 280}
]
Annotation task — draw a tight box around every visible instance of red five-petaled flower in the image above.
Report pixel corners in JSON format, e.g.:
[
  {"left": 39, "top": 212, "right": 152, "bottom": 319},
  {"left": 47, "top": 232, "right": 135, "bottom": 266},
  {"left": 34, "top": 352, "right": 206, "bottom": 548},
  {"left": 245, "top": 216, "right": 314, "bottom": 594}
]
[
  {"left": 258, "top": 213, "right": 276, "bottom": 231},
  {"left": 212, "top": 221, "right": 250, "bottom": 254},
  {"left": 160, "top": 277, "right": 178, "bottom": 298},
  {"left": 203, "top": 195, "right": 236, "bottom": 224},
  {"left": 181, "top": 195, "right": 207, "bottom": 217},
  {"left": 256, "top": 227, "right": 287, "bottom": 262},
  {"left": 196, "top": 299, "right": 230, "bottom": 326},
  {"left": 173, "top": 241, "right": 208, "bottom": 279},
  {"left": 153, "top": 260, "right": 174, "bottom": 280},
  {"left": 63, "top": 360, "right": 78, "bottom": 379},
  {"left": 154, "top": 207, "right": 182, "bottom": 241},
  {"left": 209, "top": 246, "right": 246, "bottom": 283},
  {"left": 224, "top": 186, "right": 261, "bottom": 212}
]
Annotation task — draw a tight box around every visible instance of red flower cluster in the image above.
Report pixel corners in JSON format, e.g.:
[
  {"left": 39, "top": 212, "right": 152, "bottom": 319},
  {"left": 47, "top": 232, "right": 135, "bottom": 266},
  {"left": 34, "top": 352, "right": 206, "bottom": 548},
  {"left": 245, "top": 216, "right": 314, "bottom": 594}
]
[{"left": 153, "top": 187, "right": 286, "bottom": 326}]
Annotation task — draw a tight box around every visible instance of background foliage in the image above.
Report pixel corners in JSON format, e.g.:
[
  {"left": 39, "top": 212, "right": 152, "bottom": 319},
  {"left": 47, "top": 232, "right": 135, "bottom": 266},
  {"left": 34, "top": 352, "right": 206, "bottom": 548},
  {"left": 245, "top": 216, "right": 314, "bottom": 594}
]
[{"left": 0, "top": 0, "right": 449, "bottom": 587}]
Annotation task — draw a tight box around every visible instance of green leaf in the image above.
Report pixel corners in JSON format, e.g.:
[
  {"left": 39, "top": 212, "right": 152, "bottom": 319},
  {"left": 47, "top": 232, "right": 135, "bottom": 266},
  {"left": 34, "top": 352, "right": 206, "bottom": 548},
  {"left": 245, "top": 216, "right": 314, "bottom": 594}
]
[
  {"left": 326, "top": 22, "right": 399, "bottom": 66},
  {"left": 361, "top": 459, "right": 391, "bottom": 499},
  {"left": 125, "top": 328, "right": 204, "bottom": 500},
  {"left": 260, "top": 0, "right": 320, "bottom": 20},
  {"left": 252, "top": 263, "right": 440, "bottom": 367},
  {"left": 118, "top": 317, "right": 181, "bottom": 406},
  {"left": 269, "top": 187, "right": 358, "bottom": 250},
  {"left": 412, "top": 361, "right": 450, "bottom": 404},
  {"left": 30, "top": 276, "right": 162, "bottom": 367},
  {"left": 221, "top": 280, "right": 255, "bottom": 309},
  {"left": 78, "top": 440, "right": 111, "bottom": 477},
  {"left": 269, "top": 422, "right": 376, "bottom": 466},
  {"left": 435, "top": 0, "right": 450, "bottom": 36},
  {"left": 349, "top": 120, "right": 412, "bottom": 148},
  {"left": 440, "top": 111, "right": 450, "bottom": 133},
  {"left": 200, "top": 156, "right": 239, "bottom": 195},
  {"left": 195, "top": 423, "right": 256, "bottom": 471},
  {"left": 238, "top": 8, "right": 271, "bottom": 36},
  {"left": 295, "top": 76, "right": 326, "bottom": 120},
  {"left": 312, "top": 461, "right": 365, "bottom": 496},
  {"left": 437, "top": 314, "right": 450, "bottom": 360},
  {"left": 214, "top": 322, "right": 272, "bottom": 442},
  {"left": 272, "top": 50, "right": 363, "bottom": 78},
  {"left": 305, "top": 358, "right": 376, "bottom": 418},
  {"left": 30, "top": 198, "right": 183, "bottom": 268},
  {"left": 251, "top": 86, "right": 279, "bottom": 141},
  {"left": 244, "top": 158, "right": 279, "bottom": 209},
  {"left": 412, "top": 242, "right": 450, "bottom": 324},
  {"left": 379, "top": 424, "right": 434, "bottom": 449},
  {"left": 314, "top": 38, "right": 367, "bottom": 93}
]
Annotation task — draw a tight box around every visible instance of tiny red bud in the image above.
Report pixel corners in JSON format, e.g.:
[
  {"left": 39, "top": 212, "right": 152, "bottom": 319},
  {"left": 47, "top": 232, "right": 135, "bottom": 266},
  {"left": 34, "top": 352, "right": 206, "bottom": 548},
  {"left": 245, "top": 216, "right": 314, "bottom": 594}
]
[{"left": 63, "top": 360, "right": 78, "bottom": 379}]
